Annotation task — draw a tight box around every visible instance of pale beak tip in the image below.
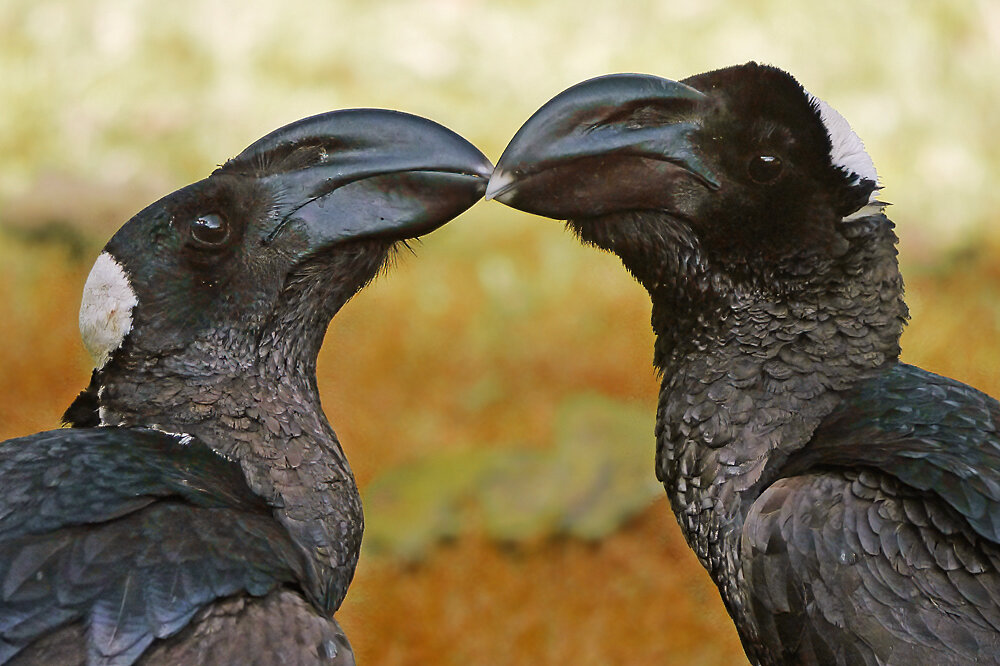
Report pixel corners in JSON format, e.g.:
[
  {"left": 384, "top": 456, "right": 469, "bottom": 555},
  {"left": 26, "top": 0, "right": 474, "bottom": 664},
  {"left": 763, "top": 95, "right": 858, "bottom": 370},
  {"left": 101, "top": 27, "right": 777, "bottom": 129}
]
[{"left": 484, "top": 169, "right": 517, "bottom": 202}]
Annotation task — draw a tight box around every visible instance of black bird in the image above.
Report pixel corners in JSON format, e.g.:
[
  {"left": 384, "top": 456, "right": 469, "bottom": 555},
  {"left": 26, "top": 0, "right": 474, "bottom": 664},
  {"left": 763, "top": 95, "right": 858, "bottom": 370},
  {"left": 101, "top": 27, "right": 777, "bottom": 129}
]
[
  {"left": 487, "top": 63, "right": 1000, "bottom": 664},
  {"left": 1, "top": 109, "right": 491, "bottom": 664}
]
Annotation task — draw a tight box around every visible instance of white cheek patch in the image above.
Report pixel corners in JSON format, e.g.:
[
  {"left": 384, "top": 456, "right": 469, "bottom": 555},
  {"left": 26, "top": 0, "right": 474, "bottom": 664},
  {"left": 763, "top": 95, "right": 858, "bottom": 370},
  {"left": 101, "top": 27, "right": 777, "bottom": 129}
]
[
  {"left": 806, "top": 92, "right": 878, "bottom": 193},
  {"left": 79, "top": 252, "right": 139, "bottom": 369}
]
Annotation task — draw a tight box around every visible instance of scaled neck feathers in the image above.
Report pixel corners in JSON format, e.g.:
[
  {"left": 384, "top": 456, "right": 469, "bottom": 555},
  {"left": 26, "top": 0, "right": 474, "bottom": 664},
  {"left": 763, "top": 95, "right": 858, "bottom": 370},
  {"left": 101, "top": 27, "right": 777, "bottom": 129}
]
[
  {"left": 85, "top": 310, "right": 363, "bottom": 615},
  {"left": 650, "top": 211, "right": 907, "bottom": 608}
]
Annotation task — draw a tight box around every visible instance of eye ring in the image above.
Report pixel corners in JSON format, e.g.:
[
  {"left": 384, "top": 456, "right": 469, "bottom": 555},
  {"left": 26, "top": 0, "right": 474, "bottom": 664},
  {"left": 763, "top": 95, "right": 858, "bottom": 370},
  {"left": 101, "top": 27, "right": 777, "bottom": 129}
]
[
  {"left": 190, "top": 213, "right": 230, "bottom": 247},
  {"left": 748, "top": 154, "right": 783, "bottom": 184}
]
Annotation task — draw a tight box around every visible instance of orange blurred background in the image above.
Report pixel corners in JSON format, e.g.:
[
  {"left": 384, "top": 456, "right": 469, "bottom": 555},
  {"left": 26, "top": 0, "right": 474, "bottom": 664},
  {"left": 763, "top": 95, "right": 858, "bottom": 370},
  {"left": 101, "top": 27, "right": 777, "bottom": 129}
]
[{"left": 2, "top": 2, "right": 1000, "bottom": 664}]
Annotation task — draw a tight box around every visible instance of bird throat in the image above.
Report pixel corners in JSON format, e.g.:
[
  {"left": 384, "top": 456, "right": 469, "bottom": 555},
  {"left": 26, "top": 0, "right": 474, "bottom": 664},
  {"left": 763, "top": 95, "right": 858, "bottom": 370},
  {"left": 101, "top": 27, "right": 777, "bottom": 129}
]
[
  {"left": 92, "top": 339, "right": 363, "bottom": 614},
  {"left": 649, "top": 213, "right": 906, "bottom": 623}
]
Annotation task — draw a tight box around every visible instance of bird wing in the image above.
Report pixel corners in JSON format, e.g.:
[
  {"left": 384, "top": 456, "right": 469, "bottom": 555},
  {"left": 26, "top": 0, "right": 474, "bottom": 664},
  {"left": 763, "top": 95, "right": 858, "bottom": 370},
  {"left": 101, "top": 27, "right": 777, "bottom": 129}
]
[
  {"left": 740, "top": 363, "right": 1000, "bottom": 664},
  {"left": 0, "top": 427, "right": 305, "bottom": 666},
  {"left": 784, "top": 363, "right": 1000, "bottom": 543}
]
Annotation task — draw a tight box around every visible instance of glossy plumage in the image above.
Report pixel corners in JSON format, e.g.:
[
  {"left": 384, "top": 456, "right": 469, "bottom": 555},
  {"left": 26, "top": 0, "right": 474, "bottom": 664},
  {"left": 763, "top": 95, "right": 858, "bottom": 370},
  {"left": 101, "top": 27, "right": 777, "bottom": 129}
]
[
  {"left": 0, "top": 109, "right": 490, "bottom": 664},
  {"left": 489, "top": 63, "right": 1000, "bottom": 664},
  {"left": 0, "top": 428, "right": 308, "bottom": 664}
]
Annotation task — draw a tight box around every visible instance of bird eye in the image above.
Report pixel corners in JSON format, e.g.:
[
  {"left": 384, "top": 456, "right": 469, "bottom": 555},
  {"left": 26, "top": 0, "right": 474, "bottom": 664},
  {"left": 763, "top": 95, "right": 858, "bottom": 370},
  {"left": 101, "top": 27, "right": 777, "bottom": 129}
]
[
  {"left": 190, "top": 214, "right": 230, "bottom": 247},
  {"left": 747, "top": 155, "right": 783, "bottom": 184}
]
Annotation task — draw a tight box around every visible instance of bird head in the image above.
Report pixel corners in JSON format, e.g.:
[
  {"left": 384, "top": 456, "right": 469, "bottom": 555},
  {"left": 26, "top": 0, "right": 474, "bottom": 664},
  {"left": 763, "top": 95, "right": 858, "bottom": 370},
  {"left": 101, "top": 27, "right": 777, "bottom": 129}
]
[
  {"left": 78, "top": 110, "right": 491, "bottom": 376},
  {"left": 487, "top": 63, "right": 883, "bottom": 291}
]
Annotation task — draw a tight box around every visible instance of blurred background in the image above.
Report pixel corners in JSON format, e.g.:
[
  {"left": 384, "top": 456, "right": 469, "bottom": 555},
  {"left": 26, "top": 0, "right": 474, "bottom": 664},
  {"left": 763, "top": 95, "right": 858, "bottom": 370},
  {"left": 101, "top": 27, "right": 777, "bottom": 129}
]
[{"left": 2, "top": 1, "right": 999, "bottom": 663}]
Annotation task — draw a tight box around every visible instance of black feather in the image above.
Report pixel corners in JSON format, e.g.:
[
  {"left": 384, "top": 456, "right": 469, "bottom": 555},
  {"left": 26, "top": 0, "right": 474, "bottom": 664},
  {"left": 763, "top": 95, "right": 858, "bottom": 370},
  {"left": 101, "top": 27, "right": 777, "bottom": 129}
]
[{"left": 488, "top": 62, "right": 1000, "bottom": 663}]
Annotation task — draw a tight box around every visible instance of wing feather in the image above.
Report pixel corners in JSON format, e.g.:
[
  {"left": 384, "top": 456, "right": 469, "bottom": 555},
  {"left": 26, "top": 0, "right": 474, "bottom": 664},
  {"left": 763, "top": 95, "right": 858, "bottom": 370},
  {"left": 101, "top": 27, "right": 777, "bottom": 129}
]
[
  {"left": 744, "top": 364, "right": 1000, "bottom": 663},
  {"left": 0, "top": 427, "right": 306, "bottom": 665}
]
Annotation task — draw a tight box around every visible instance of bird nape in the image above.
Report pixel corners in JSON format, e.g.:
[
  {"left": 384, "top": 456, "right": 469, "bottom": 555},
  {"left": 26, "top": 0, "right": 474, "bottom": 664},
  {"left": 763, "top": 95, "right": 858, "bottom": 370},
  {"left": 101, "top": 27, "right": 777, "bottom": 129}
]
[
  {"left": 1, "top": 109, "right": 491, "bottom": 665},
  {"left": 487, "top": 62, "right": 1000, "bottom": 665}
]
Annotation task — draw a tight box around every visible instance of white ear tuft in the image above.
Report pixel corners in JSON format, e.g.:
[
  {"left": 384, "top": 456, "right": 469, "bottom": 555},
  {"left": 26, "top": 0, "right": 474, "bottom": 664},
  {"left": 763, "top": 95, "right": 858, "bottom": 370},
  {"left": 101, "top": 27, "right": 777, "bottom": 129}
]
[
  {"left": 806, "top": 92, "right": 878, "bottom": 186},
  {"left": 79, "top": 252, "right": 139, "bottom": 369}
]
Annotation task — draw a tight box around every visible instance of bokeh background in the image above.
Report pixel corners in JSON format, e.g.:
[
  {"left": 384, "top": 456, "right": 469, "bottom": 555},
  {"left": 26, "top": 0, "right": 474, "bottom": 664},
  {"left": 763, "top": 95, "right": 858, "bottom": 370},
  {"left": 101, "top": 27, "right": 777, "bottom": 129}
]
[{"left": 2, "top": 1, "right": 1000, "bottom": 663}]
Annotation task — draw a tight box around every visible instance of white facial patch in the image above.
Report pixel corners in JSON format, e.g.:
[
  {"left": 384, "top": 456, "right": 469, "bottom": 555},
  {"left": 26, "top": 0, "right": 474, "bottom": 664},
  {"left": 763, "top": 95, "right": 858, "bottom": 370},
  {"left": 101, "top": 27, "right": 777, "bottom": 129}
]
[
  {"left": 79, "top": 252, "right": 138, "bottom": 369},
  {"left": 806, "top": 92, "right": 878, "bottom": 189}
]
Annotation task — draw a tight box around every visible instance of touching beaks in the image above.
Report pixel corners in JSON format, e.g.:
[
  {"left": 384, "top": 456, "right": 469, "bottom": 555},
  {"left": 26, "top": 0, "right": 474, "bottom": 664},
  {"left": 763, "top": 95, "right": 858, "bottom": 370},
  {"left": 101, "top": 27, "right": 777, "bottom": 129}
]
[{"left": 484, "top": 169, "right": 517, "bottom": 203}]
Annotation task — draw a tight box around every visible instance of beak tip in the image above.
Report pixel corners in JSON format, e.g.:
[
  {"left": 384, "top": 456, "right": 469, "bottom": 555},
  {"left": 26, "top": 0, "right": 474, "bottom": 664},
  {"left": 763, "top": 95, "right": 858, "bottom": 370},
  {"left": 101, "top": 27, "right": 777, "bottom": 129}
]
[
  {"left": 475, "top": 159, "right": 496, "bottom": 180},
  {"left": 485, "top": 169, "right": 517, "bottom": 203}
]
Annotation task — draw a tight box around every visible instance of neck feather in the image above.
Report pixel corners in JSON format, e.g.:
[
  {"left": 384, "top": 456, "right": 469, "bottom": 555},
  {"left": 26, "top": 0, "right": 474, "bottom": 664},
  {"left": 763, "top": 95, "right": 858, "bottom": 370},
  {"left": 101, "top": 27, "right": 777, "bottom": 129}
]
[
  {"left": 94, "top": 325, "right": 362, "bottom": 613},
  {"left": 648, "top": 213, "right": 906, "bottom": 620}
]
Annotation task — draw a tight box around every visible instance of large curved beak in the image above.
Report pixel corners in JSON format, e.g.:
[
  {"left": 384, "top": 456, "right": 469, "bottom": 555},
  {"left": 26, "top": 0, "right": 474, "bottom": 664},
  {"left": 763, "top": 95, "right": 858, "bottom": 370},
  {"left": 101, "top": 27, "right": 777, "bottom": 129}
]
[
  {"left": 486, "top": 73, "right": 718, "bottom": 220},
  {"left": 220, "top": 109, "right": 492, "bottom": 248}
]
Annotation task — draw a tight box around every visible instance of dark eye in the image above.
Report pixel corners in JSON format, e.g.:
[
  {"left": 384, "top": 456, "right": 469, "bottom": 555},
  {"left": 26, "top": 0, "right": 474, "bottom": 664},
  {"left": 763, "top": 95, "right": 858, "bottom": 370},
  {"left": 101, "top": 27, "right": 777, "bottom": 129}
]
[
  {"left": 190, "top": 214, "right": 230, "bottom": 247},
  {"left": 748, "top": 155, "right": 783, "bottom": 184}
]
